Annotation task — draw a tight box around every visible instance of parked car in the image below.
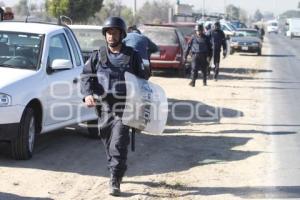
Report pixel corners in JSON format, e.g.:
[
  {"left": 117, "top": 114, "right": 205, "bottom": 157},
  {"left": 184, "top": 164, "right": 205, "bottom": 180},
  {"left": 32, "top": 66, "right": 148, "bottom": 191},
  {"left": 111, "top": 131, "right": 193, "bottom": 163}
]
[
  {"left": 161, "top": 22, "right": 196, "bottom": 70},
  {"left": 139, "top": 24, "right": 187, "bottom": 77},
  {"left": 0, "top": 21, "right": 97, "bottom": 160},
  {"left": 68, "top": 25, "right": 105, "bottom": 62},
  {"left": 229, "top": 28, "right": 262, "bottom": 56},
  {"left": 163, "top": 22, "right": 196, "bottom": 42}
]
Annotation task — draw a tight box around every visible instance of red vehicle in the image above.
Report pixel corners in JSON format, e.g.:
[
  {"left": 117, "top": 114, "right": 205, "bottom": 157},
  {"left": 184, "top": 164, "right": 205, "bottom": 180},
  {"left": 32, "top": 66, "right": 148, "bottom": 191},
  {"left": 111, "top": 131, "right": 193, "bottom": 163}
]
[
  {"left": 0, "top": 7, "right": 14, "bottom": 21},
  {"left": 163, "top": 22, "right": 196, "bottom": 42},
  {"left": 139, "top": 24, "right": 187, "bottom": 77}
]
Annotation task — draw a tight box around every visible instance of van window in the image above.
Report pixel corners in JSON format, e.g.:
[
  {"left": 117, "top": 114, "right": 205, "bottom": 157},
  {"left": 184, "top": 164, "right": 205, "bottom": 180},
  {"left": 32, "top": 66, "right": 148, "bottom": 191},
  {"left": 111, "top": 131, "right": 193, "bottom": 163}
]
[
  {"left": 48, "top": 33, "right": 72, "bottom": 67},
  {"left": 65, "top": 28, "right": 82, "bottom": 66},
  {"left": 270, "top": 22, "right": 278, "bottom": 26},
  {"left": 141, "top": 27, "right": 178, "bottom": 45}
]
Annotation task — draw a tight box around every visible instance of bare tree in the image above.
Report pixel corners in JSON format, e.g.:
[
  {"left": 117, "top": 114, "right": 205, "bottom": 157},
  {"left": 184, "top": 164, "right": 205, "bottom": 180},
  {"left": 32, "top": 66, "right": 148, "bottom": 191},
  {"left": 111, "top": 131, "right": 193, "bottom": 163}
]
[
  {"left": 91, "top": 0, "right": 133, "bottom": 25},
  {"left": 138, "top": 0, "right": 173, "bottom": 24}
]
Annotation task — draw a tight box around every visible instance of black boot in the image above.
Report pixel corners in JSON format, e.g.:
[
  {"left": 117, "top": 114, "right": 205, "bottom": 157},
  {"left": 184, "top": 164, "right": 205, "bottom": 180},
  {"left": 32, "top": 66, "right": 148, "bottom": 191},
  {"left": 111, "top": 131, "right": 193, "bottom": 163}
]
[
  {"left": 109, "top": 175, "right": 122, "bottom": 196},
  {"left": 189, "top": 80, "right": 195, "bottom": 87},
  {"left": 214, "top": 64, "right": 219, "bottom": 81}
]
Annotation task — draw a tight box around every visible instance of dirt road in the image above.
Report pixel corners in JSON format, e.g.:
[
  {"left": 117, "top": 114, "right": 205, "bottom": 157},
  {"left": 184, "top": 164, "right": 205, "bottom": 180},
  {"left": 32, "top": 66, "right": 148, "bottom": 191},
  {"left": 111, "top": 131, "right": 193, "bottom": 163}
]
[{"left": 0, "top": 38, "right": 274, "bottom": 200}]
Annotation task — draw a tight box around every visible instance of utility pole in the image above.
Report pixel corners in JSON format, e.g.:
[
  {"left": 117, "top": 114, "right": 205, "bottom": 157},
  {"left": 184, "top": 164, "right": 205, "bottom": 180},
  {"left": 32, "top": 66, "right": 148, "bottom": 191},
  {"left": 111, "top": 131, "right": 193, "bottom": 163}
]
[
  {"left": 27, "top": 0, "right": 31, "bottom": 16},
  {"left": 202, "top": 0, "right": 205, "bottom": 19},
  {"left": 133, "top": 0, "right": 137, "bottom": 24}
]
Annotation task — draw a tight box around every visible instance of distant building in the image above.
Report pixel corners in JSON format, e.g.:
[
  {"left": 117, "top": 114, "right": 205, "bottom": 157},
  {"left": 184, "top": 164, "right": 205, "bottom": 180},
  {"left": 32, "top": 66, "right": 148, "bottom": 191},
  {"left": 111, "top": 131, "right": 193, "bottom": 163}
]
[{"left": 174, "top": 3, "right": 193, "bottom": 15}]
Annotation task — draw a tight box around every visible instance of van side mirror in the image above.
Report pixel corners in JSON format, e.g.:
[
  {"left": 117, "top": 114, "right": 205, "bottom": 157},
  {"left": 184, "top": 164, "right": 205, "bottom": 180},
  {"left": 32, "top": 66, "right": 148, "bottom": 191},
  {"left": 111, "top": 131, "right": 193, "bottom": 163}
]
[
  {"left": 47, "top": 59, "right": 73, "bottom": 74},
  {"left": 51, "top": 59, "right": 72, "bottom": 70}
]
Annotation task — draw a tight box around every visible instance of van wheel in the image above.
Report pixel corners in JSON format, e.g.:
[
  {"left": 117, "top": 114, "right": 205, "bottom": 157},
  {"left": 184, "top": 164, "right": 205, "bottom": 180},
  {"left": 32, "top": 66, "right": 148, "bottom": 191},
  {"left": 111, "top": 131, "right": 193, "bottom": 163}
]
[
  {"left": 86, "top": 120, "right": 100, "bottom": 138},
  {"left": 177, "top": 63, "right": 188, "bottom": 78},
  {"left": 257, "top": 49, "right": 262, "bottom": 56},
  {"left": 11, "top": 107, "right": 37, "bottom": 160},
  {"left": 230, "top": 48, "right": 234, "bottom": 55}
]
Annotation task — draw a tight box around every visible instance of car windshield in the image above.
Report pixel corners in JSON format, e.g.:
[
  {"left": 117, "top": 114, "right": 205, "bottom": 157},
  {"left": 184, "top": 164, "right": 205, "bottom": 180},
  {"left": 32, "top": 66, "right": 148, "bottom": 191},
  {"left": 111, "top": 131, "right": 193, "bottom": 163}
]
[
  {"left": 141, "top": 27, "right": 178, "bottom": 45},
  {"left": 270, "top": 22, "right": 278, "bottom": 26},
  {"left": 0, "top": 31, "right": 43, "bottom": 70},
  {"left": 235, "top": 30, "right": 259, "bottom": 37},
  {"left": 71, "top": 28, "right": 105, "bottom": 52},
  {"left": 228, "top": 23, "right": 237, "bottom": 31},
  {"left": 231, "top": 21, "right": 247, "bottom": 29}
]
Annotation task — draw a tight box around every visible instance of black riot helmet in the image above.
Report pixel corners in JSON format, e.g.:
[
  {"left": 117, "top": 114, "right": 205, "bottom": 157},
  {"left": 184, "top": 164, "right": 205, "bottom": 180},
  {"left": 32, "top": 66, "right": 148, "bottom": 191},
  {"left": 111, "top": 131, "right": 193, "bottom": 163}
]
[
  {"left": 214, "top": 21, "right": 221, "bottom": 29},
  {"left": 205, "top": 23, "right": 212, "bottom": 31},
  {"left": 102, "top": 17, "right": 127, "bottom": 39},
  {"left": 194, "top": 23, "right": 204, "bottom": 31}
]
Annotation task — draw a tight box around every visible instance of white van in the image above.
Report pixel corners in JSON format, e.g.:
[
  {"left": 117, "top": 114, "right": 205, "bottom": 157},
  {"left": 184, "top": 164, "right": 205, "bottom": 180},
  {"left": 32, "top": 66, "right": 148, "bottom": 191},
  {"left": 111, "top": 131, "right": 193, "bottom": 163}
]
[
  {"left": 267, "top": 20, "right": 278, "bottom": 34},
  {"left": 286, "top": 18, "right": 300, "bottom": 39}
]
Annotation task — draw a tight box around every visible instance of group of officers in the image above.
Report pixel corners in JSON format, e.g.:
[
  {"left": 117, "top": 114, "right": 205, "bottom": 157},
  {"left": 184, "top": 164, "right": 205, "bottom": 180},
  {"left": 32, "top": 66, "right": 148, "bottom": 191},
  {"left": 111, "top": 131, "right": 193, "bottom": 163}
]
[
  {"left": 80, "top": 17, "right": 227, "bottom": 196},
  {"left": 185, "top": 21, "right": 227, "bottom": 87}
]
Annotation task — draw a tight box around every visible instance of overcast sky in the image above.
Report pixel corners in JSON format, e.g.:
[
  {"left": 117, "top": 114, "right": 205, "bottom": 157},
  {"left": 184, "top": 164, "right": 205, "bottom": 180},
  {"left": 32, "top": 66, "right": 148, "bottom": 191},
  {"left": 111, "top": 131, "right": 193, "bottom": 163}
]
[{"left": 2, "top": 0, "right": 299, "bottom": 15}]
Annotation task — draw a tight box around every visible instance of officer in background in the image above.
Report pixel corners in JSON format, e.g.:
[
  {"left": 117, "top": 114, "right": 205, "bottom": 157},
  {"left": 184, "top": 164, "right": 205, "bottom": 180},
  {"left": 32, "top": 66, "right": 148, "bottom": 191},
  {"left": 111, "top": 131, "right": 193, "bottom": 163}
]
[
  {"left": 205, "top": 23, "right": 213, "bottom": 76},
  {"left": 123, "top": 25, "right": 158, "bottom": 74},
  {"left": 184, "top": 24, "right": 212, "bottom": 86},
  {"left": 80, "top": 17, "right": 150, "bottom": 196},
  {"left": 259, "top": 26, "right": 265, "bottom": 41},
  {"left": 0, "top": 7, "right": 3, "bottom": 21},
  {"left": 209, "top": 21, "right": 227, "bottom": 81}
]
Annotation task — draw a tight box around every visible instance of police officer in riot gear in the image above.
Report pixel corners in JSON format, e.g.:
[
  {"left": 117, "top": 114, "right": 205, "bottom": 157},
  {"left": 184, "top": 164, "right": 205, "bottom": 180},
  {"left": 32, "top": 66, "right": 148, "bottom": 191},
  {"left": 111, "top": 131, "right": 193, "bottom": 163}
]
[
  {"left": 123, "top": 25, "right": 158, "bottom": 74},
  {"left": 205, "top": 23, "right": 213, "bottom": 76},
  {"left": 184, "top": 23, "right": 212, "bottom": 86},
  {"left": 80, "top": 16, "right": 150, "bottom": 196},
  {"left": 209, "top": 21, "right": 227, "bottom": 80}
]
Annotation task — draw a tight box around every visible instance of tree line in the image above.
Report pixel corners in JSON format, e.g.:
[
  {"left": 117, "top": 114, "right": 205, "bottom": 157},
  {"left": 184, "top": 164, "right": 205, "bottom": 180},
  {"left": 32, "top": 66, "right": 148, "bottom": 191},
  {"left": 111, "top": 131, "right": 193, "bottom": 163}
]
[
  {"left": 2, "top": 0, "right": 300, "bottom": 25},
  {"left": 5, "top": 0, "right": 173, "bottom": 25}
]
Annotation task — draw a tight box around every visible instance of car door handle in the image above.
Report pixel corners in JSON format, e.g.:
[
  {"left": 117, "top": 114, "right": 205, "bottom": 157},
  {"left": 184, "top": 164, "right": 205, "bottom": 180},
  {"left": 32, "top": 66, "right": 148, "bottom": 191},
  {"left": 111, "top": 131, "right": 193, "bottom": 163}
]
[{"left": 73, "top": 78, "right": 78, "bottom": 84}]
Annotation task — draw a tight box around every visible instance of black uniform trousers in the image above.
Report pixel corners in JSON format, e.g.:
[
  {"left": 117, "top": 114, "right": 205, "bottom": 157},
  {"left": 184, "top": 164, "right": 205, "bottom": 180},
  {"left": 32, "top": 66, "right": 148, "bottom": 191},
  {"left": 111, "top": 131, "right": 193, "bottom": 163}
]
[
  {"left": 212, "top": 49, "right": 221, "bottom": 79},
  {"left": 191, "top": 53, "right": 208, "bottom": 84},
  {"left": 96, "top": 95, "right": 130, "bottom": 178}
]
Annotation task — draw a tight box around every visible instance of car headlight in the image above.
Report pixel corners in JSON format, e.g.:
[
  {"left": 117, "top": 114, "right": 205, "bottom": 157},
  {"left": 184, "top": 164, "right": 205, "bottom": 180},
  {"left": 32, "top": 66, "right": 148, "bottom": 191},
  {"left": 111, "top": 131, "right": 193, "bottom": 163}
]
[
  {"left": 230, "top": 41, "right": 238, "bottom": 46},
  {"left": 252, "top": 42, "right": 259, "bottom": 46},
  {"left": 0, "top": 93, "right": 12, "bottom": 107}
]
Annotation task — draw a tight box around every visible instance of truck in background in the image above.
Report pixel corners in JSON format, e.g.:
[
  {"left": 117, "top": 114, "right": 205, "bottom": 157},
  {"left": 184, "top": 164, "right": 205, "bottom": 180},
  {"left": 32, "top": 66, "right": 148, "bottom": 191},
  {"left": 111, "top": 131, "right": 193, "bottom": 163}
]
[{"left": 285, "top": 18, "right": 300, "bottom": 39}]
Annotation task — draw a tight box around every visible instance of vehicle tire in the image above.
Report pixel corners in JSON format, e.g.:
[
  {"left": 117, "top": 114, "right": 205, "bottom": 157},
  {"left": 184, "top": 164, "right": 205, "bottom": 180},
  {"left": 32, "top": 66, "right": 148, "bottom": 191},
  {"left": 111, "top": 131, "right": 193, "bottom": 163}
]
[
  {"left": 11, "top": 107, "right": 37, "bottom": 160},
  {"left": 86, "top": 120, "right": 100, "bottom": 138},
  {"left": 177, "top": 65, "right": 186, "bottom": 78},
  {"left": 257, "top": 49, "right": 262, "bottom": 56},
  {"left": 185, "top": 63, "right": 191, "bottom": 76},
  {"left": 230, "top": 48, "right": 234, "bottom": 55}
]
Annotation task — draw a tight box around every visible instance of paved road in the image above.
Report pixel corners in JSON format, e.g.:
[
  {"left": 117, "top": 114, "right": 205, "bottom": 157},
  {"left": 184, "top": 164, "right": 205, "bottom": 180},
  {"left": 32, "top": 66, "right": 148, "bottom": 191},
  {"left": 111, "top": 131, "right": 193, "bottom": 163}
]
[{"left": 263, "top": 34, "right": 300, "bottom": 198}]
